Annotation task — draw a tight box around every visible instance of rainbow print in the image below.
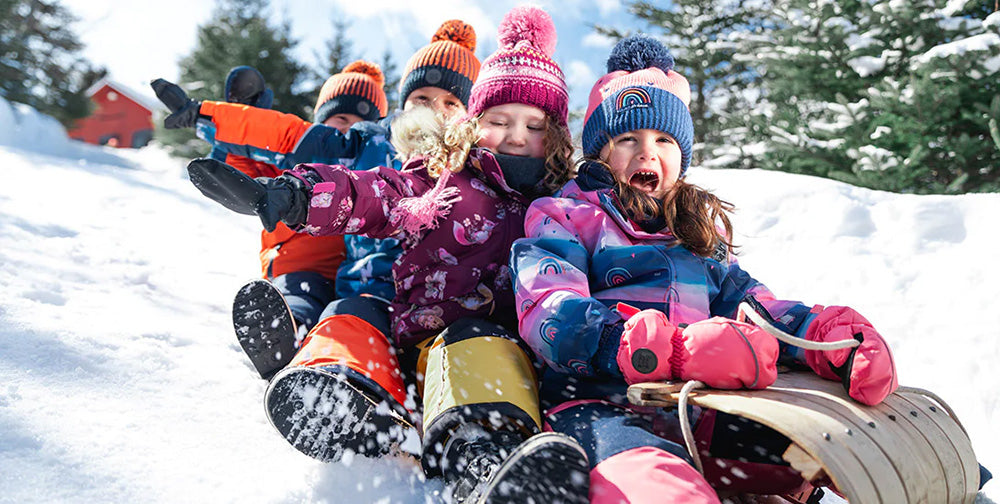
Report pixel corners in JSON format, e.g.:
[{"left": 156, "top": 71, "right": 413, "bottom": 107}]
[
  {"left": 537, "top": 256, "right": 564, "bottom": 275},
  {"left": 615, "top": 87, "right": 651, "bottom": 111}
]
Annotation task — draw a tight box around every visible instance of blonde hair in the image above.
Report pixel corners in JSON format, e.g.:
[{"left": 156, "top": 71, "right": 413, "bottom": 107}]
[
  {"left": 391, "top": 107, "right": 477, "bottom": 179},
  {"left": 589, "top": 147, "right": 736, "bottom": 258}
]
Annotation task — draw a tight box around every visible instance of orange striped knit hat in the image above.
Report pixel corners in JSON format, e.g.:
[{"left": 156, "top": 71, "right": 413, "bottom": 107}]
[
  {"left": 313, "top": 60, "right": 388, "bottom": 123},
  {"left": 399, "top": 20, "right": 480, "bottom": 107}
]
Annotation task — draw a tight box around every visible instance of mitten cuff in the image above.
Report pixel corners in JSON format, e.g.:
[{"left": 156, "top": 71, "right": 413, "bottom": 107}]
[{"left": 616, "top": 309, "right": 678, "bottom": 384}]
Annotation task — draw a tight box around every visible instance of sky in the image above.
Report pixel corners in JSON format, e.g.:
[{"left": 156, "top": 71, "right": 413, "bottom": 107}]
[
  {"left": 0, "top": 95, "right": 997, "bottom": 502},
  {"left": 62, "top": 0, "right": 637, "bottom": 112}
]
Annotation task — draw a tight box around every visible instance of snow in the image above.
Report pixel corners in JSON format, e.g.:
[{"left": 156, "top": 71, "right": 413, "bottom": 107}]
[{"left": 1, "top": 98, "right": 997, "bottom": 502}]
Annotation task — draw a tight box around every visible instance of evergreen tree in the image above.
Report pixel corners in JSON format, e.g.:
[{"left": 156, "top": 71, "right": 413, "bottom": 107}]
[
  {"left": 0, "top": 0, "right": 107, "bottom": 127},
  {"left": 317, "top": 16, "right": 353, "bottom": 79},
  {"left": 380, "top": 48, "right": 400, "bottom": 112},
  {"left": 159, "top": 0, "right": 311, "bottom": 158},
  {"left": 748, "top": 0, "right": 1000, "bottom": 193},
  {"left": 596, "top": 0, "right": 768, "bottom": 167}
]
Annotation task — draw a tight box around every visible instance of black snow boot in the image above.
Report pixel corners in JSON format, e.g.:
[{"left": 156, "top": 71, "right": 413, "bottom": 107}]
[
  {"left": 442, "top": 424, "right": 590, "bottom": 504},
  {"left": 232, "top": 279, "right": 299, "bottom": 379},
  {"left": 265, "top": 365, "right": 418, "bottom": 462}
]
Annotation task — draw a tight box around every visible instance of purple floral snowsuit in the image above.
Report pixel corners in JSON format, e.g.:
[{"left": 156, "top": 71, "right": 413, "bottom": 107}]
[{"left": 291, "top": 147, "right": 528, "bottom": 346}]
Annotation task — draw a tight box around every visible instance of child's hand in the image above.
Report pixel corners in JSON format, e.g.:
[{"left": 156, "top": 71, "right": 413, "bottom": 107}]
[
  {"left": 186, "top": 158, "right": 309, "bottom": 232},
  {"left": 615, "top": 305, "right": 778, "bottom": 389},
  {"left": 150, "top": 78, "right": 202, "bottom": 129},
  {"left": 804, "top": 306, "right": 898, "bottom": 405}
]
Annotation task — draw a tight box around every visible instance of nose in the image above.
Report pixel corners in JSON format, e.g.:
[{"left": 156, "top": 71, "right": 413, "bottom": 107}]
[
  {"left": 637, "top": 138, "right": 657, "bottom": 160},
  {"left": 506, "top": 128, "right": 527, "bottom": 146}
]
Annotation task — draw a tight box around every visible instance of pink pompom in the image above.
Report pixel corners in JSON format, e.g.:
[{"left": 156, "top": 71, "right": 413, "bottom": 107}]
[{"left": 498, "top": 5, "right": 557, "bottom": 56}]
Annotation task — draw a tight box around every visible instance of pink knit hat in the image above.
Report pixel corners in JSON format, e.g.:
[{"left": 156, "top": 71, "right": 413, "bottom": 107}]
[{"left": 467, "top": 5, "right": 568, "bottom": 125}]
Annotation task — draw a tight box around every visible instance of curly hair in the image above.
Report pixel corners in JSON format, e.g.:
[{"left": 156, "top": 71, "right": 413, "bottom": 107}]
[{"left": 588, "top": 155, "right": 736, "bottom": 258}]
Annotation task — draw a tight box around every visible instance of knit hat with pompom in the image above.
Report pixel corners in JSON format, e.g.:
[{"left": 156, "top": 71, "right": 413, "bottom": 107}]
[
  {"left": 467, "top": 5, "right": 568, "bottom": 125},
  {"left": 314, "top": 60, "right": 388, "bottom": 123},
  {"left": 582, "top": 34, "right": 694, "bottom": 174},
  {"left": 399, "top": 20, "right": 480, "bottom": 107}
]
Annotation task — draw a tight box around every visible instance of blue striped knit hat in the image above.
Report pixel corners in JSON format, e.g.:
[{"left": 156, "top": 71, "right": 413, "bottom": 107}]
[{"left": 582, "top": 35, "right": 694, "bottom": 175}]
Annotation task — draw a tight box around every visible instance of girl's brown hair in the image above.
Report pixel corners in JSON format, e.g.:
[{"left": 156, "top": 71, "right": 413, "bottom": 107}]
[
  {"left": 540, "top": 118, "right": 575, "bottom": 194},
  {"left": 591, "top": 154, "right": 736, "bottom": 258}
]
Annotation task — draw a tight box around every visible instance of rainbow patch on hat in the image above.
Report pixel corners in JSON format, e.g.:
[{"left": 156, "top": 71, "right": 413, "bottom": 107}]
[{"left": 615, "top": 87, "right": 651, "bottom": 111}]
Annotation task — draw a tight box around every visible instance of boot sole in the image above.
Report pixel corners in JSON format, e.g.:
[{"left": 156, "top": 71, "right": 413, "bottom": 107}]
[
  {"left": 265, "top": 366, "right": 417, "bottom": 462},
  {"left": 232, "top": 279, "right": 297, "bottom": 379},
  {"left": 475, "top": 432, "right": 590, "bottom": 504}
]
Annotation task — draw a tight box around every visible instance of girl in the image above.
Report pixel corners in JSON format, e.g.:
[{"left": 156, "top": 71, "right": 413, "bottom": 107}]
[
  {"left": 189, "top": 7, "right": 588, "bottom": 503},
  {"left": 510, "top": 35, "right": 898, "bottom": 503},
  {"left": 152, "top": 22, "right": 482, "bottom": 380}
]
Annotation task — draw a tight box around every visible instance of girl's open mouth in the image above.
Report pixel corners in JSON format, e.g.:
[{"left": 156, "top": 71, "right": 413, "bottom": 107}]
[{"left": 628, "top": 170, "right": 660, "bottom": 193}]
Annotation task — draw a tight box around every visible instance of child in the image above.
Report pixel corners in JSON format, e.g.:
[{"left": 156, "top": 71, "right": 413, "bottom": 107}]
[
  {"left": 509, "top": 35, "right": 899, "bottom": 502},
  {"left": 188, "top": 7, "right": 588, "bottom": 503},
  {"left": 152, "top": 21, "right": 481, "bottom": 377}
]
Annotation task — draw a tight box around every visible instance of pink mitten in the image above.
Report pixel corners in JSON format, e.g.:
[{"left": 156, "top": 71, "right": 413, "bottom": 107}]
[
  {"left": 804, "top": 306, "right": 898, "bottom": 405},
  {"left": 616, "top": 304, "right": 778, "bottom": 389}
]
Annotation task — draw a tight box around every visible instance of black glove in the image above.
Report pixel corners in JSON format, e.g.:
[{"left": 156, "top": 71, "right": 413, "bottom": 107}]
[
  {"left": 150, "top": 78, "right": 203, "bottom": 129},
  {"left": 187, "top": 158, "right": 310, "bottom": 232}
]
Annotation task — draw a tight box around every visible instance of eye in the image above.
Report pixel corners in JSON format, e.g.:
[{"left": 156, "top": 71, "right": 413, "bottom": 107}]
[
  {"left": 527, "top": 124, "right": 544, "bottom": 131},
  {"left": 657, "top": 135, "right": 676, "bottom": 144},
  {"left": 446, "top": 100, "right": 460, "bottom": 109},
  {"left": 488, "top": 120, "right": 506, "bottom": 126},
  {"left": 618, "top": 135, "right": 636, "bottom": 143}
]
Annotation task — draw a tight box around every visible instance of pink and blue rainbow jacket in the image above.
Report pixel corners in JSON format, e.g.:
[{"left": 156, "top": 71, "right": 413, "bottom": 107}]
[{"left": 511, "top": 162, "right": 817, "bottom": 390}]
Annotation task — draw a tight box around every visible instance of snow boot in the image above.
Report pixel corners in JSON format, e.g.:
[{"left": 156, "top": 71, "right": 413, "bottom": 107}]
[
  {"left": 264, "top": 365, "right": 417, "bottom": 462},
  {"left": 232, "top": 279, "right": 298, "bottom": 379},
  {"left": 443, "top": 424, "right": 590, "bottom": 504}
]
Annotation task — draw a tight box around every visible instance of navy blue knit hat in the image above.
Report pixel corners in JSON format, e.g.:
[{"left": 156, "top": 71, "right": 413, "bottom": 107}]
[
  {"left": 582, "top": 35, "right": 694, "bottom": 175},
  {"left": 224, "top": 66, "right": 273, "bottom": 109}
]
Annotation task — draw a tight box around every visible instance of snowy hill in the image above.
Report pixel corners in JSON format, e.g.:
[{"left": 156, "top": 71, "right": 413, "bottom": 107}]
[{"left": 0, "top": 99, "right": 996, "bottom": 503}]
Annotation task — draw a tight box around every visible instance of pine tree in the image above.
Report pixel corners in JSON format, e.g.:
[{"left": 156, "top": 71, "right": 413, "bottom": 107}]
[
  {"left": 317, "top": 16, "right": 353, "bottom": 79},
  {"left": 596, "top": 0, "right": 769, "bottom": 167},
  {"left": 380, "top": 48, "right": 400, "bottom": 112},
  {"left": 749, "top": 0, "right": 1000, "bottom": 193},
  {"left": 158, "top": 0, "right": 311, "bottom": 158},
  {"left": 0, "top": 0, "right": 107, "bottom": 127}
]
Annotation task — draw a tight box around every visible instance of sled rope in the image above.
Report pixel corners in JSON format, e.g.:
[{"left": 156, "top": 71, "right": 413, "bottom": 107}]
[
  {"left": 738, "top": 302, "right": 860, "bottom": 351},
  {"left": 678, "top": 380, "right": 706, "bottom": 474},
  {"left": 897, "top": 385, "right": 969, "bottom": 436}
]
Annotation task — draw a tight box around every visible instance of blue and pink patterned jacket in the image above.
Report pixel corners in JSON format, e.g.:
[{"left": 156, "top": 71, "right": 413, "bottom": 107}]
[
  {"left": 291, "top": 148, "right": 534, "bottom": 346},
  {"left": 511, "top": 162, "right": 818, "bottom": 390}
]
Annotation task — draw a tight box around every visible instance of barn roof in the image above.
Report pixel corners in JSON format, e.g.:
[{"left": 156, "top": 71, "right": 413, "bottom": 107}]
[{"left": 85, "top": 78, "right": 165, "bottom": 113}]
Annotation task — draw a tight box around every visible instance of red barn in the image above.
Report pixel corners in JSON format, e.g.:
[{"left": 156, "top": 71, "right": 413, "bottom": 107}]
[{"left": 68, "top": 79, "right": 160, "bottom": 148}]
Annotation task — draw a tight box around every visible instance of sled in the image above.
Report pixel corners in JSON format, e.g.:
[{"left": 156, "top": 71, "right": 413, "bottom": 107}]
[{"left": 628, "top": 372, "right": 980, "bottom": 504}]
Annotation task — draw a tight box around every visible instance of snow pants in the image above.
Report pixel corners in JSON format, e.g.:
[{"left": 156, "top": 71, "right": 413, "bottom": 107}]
[
  {"left": 271, "top": 271, "right": 336, "bottom": 332},
  {"left": 545, "top": 401, "right": 807, "bottom": 503},
  {"left": 286, "top": 303, "right": 541, "bottom": 471}
]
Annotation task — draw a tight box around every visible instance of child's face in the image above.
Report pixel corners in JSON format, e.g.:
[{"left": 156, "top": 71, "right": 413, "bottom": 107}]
[
  {"left": 477, "top": 103, "right": 547, "bottom": 158},
  {"left": 600, "top": 129, "right": 681, "bottom": 198},
  {"left": 403, "top": 86, "right": 465, "bottom": 118},
  {"left": 322, "top": 113, "right": 364, "bottom": 134}
]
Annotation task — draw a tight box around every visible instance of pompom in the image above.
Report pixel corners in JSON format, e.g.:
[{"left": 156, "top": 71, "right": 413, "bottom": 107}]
[
  {"left": 498, "top": 5, "right": 557, "bottom": 56},
  {"left": 343, "top": 60, "right": 385, "bottom": 88},
  {"left": 606, "top": 34, "right": 674, "bottom": 73},
  {"left": 433, "top": 19, "right": 477, "bottom": 52}
]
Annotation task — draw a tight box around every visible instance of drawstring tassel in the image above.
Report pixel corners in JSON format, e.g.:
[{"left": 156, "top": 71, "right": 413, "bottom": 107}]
[{"left": 393, "top": 168, "right": 462, "bottom": 235}]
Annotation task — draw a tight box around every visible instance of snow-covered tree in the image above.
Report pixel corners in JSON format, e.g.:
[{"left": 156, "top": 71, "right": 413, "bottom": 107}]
[
  {"left": 158, "top": 0, "right": 311, "bottom": 158},
  {"left": 748, "top": 0, "right": 1000, "bottom": 193},
  {"left": 0, "top": 0, "right": 106, "bottom": 127},
  {"left": 596, "top": 0, "right": 770, "bottom": 167}
]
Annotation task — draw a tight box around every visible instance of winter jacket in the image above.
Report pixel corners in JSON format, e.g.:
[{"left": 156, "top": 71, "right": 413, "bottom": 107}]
[
  {"left": 194, "top": 101, "right": 398, "bottom": 297},
  {"left": 511, "top": 161, "right": 817, "bottom": 384},
  {"left": 291, "top": 148, "right": 536, "bottom": 346}
]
